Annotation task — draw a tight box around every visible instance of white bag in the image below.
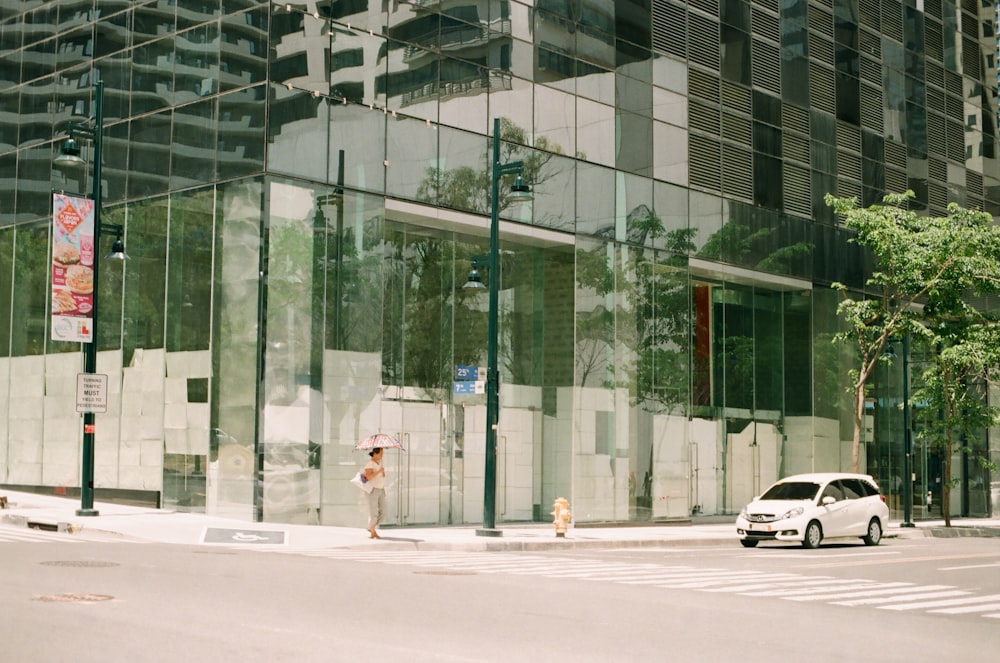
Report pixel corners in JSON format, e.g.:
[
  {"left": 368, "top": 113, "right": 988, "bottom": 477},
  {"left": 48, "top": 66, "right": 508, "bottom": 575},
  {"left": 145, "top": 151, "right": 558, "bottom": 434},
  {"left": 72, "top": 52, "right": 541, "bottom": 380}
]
[{"left": 350, "top": 470, "right": 374, "bottom": 493}]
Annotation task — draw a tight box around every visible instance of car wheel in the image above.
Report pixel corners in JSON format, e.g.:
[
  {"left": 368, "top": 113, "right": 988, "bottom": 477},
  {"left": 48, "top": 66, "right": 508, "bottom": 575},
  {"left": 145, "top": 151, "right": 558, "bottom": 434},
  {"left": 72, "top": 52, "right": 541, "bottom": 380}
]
[
  {"left": 863, "top": 518, "right": 882, "bottom": 546},
  {"left": 740, "top": 539, "right": 758, "bottom": 548},
  {"left": 802, "top": 520, "right": 822, "bottom": 549}
]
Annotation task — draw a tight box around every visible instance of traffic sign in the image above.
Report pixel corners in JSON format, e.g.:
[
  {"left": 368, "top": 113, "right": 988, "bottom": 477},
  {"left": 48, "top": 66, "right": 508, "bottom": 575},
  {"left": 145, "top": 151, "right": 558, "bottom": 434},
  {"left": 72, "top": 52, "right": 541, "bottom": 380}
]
[
  {"left": 453, "top": 380, "right": 485, "bottom": 395},
  {"left": 76, "top": 373, "right": 108, "bottom": 413}
]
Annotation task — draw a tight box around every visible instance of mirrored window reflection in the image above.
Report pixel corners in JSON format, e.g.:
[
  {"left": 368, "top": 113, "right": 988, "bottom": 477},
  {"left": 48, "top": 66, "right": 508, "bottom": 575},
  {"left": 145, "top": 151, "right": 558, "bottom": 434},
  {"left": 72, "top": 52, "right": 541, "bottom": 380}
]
[
  {"left": 97, "top": 53, "right": 133, "bottom": 123},
  {"left": 534, "top": 84, "right": 575, "bottom": 157},
  {"left": 653, "top": 181, "right": 691, "bottom": 252},
  {"left": 329, "top": 102, "right": 386, "bottom": 194},
  {"left": 21, "top": 75, "right": 55, "bottom": 149},
  {"left": 576, "top": 62, "right": 615, "bottom": 105},
  {"left": 12, "top": 223, "right": 48, "bottom": 356},
  {"left": 386, "top": 114, "right": 439, "bottom": 204},
  {"left": 0, "top": 228, "right": 11, "bottom": 355},
  {"left": 576, "top": 97, "right": 615, "bottom": 166},
  {"left": 575, "top": 161, "right": 615, "bottom": 238},
  {"left": 131, "top": 38, "right": 175, "bottom": 115},
  {"left": 17, "top": 143, "right": 52, "bottom": 223},
  {"left": 217, "top": 85, "right": 266, "bottom": 180},
  {"left": 56, "top": 24, "right": 93, "bottom": 72},
  {"left": 128, "top": 111, "right": 172, "bottom": 199},
  {"left": 619, "top": 171, "right": 653, "bottom": 244},
  {"left": 166, "top": 189, "right": 214, "bottom": 353},
  {"left": 384, "top": 39, "right": 438, "bottom": 123},
  {"left": 123, "top": 198, "right": 168, "bottom": 360},
  {"left": 654, "top": 121, "right": 687, "bottom": 185},
  {"left": 219, "top": 6, "right": 268, "bottom": 92},
  {"left": 173, "top": 22, "right": 220, "bottom": 106},
  {"left": 267, "top": 86, "right": 329, "bottom": 180},
  {"left": 0, "top": 153, "right": 13, "bottom": 227},
  {"left": 435, "top": 124, "right": 490, "bottom": 215},
  {"left": 690, "top": 191, "right": 724, "bottom": 259},
  {"left": 488, "top": 75, "right": 533, "bottom": 140},
  {"left": 439, "top": 56, "right": 489, "bottom": 134},
  {"left": 529, "top": 150, "right": 574, "bottom": 231},
  {"left": 617, "top": 110, "right": 652, "bottom": 176},
  {"left": 171, "top": 98, "right": 218, "bottom": 190}
]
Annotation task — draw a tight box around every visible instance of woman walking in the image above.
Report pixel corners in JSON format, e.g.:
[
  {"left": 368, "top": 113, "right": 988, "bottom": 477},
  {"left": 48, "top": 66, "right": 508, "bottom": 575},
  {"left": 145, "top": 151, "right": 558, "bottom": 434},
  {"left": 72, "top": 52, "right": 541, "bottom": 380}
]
[{"left": 363, "top": 448, "right": 387, "bottom": 538}]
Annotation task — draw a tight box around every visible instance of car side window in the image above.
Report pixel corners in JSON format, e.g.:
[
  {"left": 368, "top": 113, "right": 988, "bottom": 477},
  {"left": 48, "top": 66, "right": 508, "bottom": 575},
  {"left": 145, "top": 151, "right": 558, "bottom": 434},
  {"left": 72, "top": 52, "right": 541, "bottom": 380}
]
[
  {"left": 840, "top": 479, "right": 864, "bottom": 500},
  {"left": 821, "top": 482, "right": 843, "bottom": 501}
]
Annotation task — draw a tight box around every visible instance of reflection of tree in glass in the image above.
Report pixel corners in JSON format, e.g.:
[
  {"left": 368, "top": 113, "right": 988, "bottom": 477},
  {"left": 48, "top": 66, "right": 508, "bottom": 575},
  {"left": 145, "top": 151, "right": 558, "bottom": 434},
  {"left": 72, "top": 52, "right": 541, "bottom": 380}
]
[{"left": 415, "top": 119, "right": 560, "bottom": 216}]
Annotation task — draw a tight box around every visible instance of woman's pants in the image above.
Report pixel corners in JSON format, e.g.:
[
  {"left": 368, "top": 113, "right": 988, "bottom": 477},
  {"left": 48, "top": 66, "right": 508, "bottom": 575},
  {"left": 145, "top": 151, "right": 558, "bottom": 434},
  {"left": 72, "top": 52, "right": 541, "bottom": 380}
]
[{"left": 367, "top": 488, "right": 386, "bottom": 529}]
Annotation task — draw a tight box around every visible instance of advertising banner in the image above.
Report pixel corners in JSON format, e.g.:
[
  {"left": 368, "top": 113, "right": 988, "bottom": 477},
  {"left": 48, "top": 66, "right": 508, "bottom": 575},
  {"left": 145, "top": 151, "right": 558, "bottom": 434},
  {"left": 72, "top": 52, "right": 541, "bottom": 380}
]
[{"left": 51, "top": 193, "right": 95, "bottom": 343}]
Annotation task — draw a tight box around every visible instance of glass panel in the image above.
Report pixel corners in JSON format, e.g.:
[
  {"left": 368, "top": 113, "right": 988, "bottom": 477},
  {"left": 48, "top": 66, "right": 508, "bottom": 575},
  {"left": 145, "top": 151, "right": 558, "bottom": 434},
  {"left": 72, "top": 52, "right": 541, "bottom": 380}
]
[
  {"left": 209, "top": 177, "right": 263, "bottom": 520},
  {"left": 123, "top": 198, "right": 168, "bottom": 361},
  {"left": 267, "top": 85, "right": 329, "bottom": 180},
  {"left": 575, "top": 160, "right": 615, "bottom": 238},
  {"left": 329, "top": 101, "right": 386, "bottom": 194},
  {"left": 653, "top": 120, "right": 687, "bottom": 185},
  {"left": 690, "top": 191, "right": 724, "bottom": 259},
  {"left": 534, "top": 84, "right": 575, "bottom": 155},
  {"left": 12, "top": 223, "right": 48, "bottom": 356},
  {"left": 0, "top": 228, "right": 12, "bottom": 355},
  {"left": 576, "top": 97, "right": 615, "bottom": 166},
  {"left": 219, "top": 5, "right": 268, "bottom": 92},
  {"left": 127, "top": 110, "right": 172, "bottom": 199},
  {"left": 386, "top": 113, "right": 439, "bottom": 204},
  {"left": 439, "top": 55, "right": 488, "bottom": 134},
  {"left": 217, "top": 85, "right": 266, "bottom": 181},
  {"left": 166, "top": 189, "right": 214, "bottom": 352},
  {"left": 173, "top": 21, "right": 220, "bottom": 106},
  {"left": 131, "top": 38, "right": 174, "bottom": 115},
  {"left": 488, "top": 75, "right": 533, "bottom": 139},
  {"left": 171, "top": 97, "right": 217, "bottom": 190}
]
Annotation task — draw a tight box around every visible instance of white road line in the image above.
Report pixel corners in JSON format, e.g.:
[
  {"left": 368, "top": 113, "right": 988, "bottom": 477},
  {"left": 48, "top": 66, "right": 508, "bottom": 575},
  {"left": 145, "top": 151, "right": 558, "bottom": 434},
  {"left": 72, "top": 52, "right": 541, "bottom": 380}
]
[
  {"left": 879, "top": 594, "right": 1000, "bottom": 611},
  {"left": 939, "top": 562, "right": 1000, "bottom": 571},
  {"left": 930, "top": 602, "right": 1000, "bottom": 615},
  {"left": 702, "top": 577, "right": 838, "bottom": 593},
  {"left": 834, "top": 589, "right": 968, "bottom": 607},
  {"left": 743, "top": 580, "right": 878, "bottom": 597},
  {"left": 783, "top": 582, "right": 917, "bottom": 601}
]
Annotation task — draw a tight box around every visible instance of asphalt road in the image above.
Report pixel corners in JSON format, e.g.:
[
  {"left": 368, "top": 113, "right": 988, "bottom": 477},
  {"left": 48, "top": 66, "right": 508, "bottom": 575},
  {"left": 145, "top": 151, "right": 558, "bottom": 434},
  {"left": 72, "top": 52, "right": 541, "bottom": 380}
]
[{"left": 0, "top": 528, "right": 997, "bottom": 662}]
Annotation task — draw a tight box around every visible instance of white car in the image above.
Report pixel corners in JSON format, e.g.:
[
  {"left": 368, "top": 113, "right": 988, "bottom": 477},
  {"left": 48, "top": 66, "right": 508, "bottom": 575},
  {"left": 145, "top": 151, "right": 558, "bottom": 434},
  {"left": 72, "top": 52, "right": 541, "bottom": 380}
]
[{"left": 736, "top": 473, "right": 889, "bottom": 549}]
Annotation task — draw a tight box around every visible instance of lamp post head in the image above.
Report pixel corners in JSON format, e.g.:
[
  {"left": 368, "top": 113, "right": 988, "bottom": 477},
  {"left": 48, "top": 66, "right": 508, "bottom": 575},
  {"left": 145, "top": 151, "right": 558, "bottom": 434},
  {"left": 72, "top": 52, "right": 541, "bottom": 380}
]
[
  {"left": 54, "top": 137, "right": 86, "bottom": 168},
  {"left": 107, "top": 238, "right": 128, "bottom": 261},
  {"left": 463, "top": 267, "right": 487, "bottom": 290},
  {"left": 508, "top": 176, "right": 532, "bottom": 203}
]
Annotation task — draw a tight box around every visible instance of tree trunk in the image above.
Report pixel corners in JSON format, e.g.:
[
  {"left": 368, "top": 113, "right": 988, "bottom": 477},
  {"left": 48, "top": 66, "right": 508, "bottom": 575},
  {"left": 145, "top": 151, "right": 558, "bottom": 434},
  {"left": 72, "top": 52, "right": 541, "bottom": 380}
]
[
  {"left": 852, "top": 381, "right": 864, "bottom": 473},
  {"left": 942, "top": 430, "right": 953, "bottom": 527}
]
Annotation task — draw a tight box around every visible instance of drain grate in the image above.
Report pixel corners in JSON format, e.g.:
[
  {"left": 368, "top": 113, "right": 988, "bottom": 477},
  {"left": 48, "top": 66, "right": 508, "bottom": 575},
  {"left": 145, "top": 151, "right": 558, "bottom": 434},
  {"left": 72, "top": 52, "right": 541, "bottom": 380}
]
[
  {"left": 40, "top": 560, "right": 119, "bottom": 568},
  {"left": 33, "top": 593, "right": 114, "bottom": 603}
]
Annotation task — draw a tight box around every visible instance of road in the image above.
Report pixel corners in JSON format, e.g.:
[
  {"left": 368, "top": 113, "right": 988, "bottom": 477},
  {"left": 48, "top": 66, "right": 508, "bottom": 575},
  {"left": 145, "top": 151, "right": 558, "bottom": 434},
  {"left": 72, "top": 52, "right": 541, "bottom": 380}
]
[{"left": 0, "top": 525, "right": 997, "bottom": 662}]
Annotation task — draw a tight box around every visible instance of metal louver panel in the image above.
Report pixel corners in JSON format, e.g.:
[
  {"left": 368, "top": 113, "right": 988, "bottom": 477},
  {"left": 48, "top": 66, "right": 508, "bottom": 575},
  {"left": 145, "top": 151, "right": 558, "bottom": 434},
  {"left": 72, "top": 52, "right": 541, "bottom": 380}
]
[
  {"left": 860, "top": 56, "right": 880, "bottom": 84},
  {"left": 928, "top": 157, "right": 947, "bottom": 183},
  {"left": 723, "top": 144, "right": 753, "bottom": 200},
  {"left": 688, "top": 14, "right": 720, "bottom": 71},
  {"left": 722, "top": 112, "right": 752, "bottom": 147},
  {"left": 967, "top": 171, "right": 983, "bottom": 198},
  {"left": 783, "top": 132, "right": 810, "bottom": 164},
  {"left": 961, "top": 37, "right": 979, "bottom": 79},
  {"left": 837, "top": 179, "right": 862, "bottom": 202},
  {"left": 946, "top": 119, "right": 965, "bottom": 162},
  {"left": 783, "top": 163, "right": 812, "bottom": 217},
  {"left": 807, "top": 6, "right": 833, "bottom": 37},
  {"left": 652, "top": 1, "right": 686, "bottom": 59},
  {"left": 859, "top": 30, "right": 880, "bottom": 59},
  {"left": 885, "top": 141, "right": 907, "bottom": 169},
  {"left": 809, "top": 33, "right": 835, "bottom": 65},
  {"left": 924, "top": 20, "right": 943, "bottom": 60},
  {"left": 860, "top": 83, "right": 883, "bottom": 131},
  {"left": 756, "top": 0, "right": 779, "bottom": 12},
  {"left": 885, "top": 167, "right": 907, "bottom": 193},
  {"left": 722, "top": 82, "right": 751, "bottom": 112},
  {"left": 960, "top": 13, "right": 977, "bottom": 39},
  {"left": 859, "top": 2, "right": 880, "bottom": 30},
  {"left": 751, "top": 39, "right": 781, "bottom": 95},
  {"left": 809, "top": 63, "right": 836, "bottom": 114},
  {"left": 882, "top": 1, "right": 903, "bottom": 43},
  {"left": 688, "top": 0, "right": 719, "bottom": 16},
  {"left": 927, "top": 113, "right": 946, "bottom": 155},
  {"left": 945, "top": 95, "right": 964, "bottom": 121},
  {"left": 945, "top": 71, "right": 962, "bottom": 96},
  {"left": 928, "top": 182, "right": 948, "bottom": 210},
  {"left": 925, "top": 0, "right": 943, "bottom": 18},
  {"left": 838, "top": 150, "right": 862, "bottom": 181},
  {"left": 689, "top": 134, "right": 722, "bottom": 191},
  {"left": 837, "top": 122, "right": 861, "bottom": 153},
  {"left": 925, "top": 61, "right": 944, "bottom": 90},
  {"left": 751, "top": 7, "right": 780, "bottom": 43},
  {"left": 690, "top": 100, "right": 721, "bottom": 135},
  {"left": 689, "top": 68, "right": 720, "bottom": 103},
  {"left": 782, "top": 104, "right": 810, "bottom": 135}
]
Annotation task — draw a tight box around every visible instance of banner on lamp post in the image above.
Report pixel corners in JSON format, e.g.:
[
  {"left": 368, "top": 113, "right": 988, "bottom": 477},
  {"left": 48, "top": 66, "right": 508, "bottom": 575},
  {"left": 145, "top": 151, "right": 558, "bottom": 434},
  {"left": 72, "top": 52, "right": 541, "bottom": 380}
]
[{"left": 51, "top": 193, "right": 95, "bottom": 343}]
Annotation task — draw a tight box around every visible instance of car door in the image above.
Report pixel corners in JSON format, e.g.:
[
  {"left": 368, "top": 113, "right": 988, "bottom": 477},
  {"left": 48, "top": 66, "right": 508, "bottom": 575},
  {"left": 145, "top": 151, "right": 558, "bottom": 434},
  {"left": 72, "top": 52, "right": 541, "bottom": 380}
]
[
  {"left": 818, "top": 480, "right": 853, "bottom": 537},
  {"left": 838, "top": 478, "right": 870, "bottom": 535}
]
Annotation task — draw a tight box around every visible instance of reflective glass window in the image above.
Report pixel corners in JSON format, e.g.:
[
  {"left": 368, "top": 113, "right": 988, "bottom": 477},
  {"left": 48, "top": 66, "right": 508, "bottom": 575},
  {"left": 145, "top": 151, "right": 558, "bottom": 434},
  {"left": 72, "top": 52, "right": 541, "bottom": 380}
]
[
  {"left": 217, "top": 85, "right": 266, "bottom": 181},
  {"left": 617, "top": 110, "right": 652, "bottom": 176},
  {"left": 172, "top": 98, "right": 218, "bottom": 190},
  {"left": 653, "top": 181, "right": 691, "bottom": 252},
  {"left": 439, "top": 56, "right": 488, "bottom": 133},
  {"left": 329, "top": 101, "right": 386, "bottom": 195},
  {"left": 386, "top": 114, "right": 439, "bottom": 204},
  {"left": 11, "top": 223, "right": 48, "bottom": 356},
  {"left": 534, "top": 84, "right": 575, "bottom": 156},
  {"left": 219, "top": 6, "right": 268, "bottom": 92},
  {"left": 128, "top": 111, "right": 172, "bottom": 199},
  {"left": 123, "top": 198, "right": 168, "bottom": 358},
  {"left": 166, "top": 189, "right": 214, "bottom": 352},
  {"left": 0, "top": 228, "right": 11, "bottom": 355},
  {"left": 267, "top": 86, "right": 329, "bottom": 180},
  {"left": 575, "top": 161, "right": 615, "bottom": 238},
  {"left": 488, "top": 75, "right": 533, "bottom": 139},
  {"left": 576, "top": 97, "right": 615, "bottom": 166},
  {"left": 653, "top": 121, "right": 687, "bottom": 185}
]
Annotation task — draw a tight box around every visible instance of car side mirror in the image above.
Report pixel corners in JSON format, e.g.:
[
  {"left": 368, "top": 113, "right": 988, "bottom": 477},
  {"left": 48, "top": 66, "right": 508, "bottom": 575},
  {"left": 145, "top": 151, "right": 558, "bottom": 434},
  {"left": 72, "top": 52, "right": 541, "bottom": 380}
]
[{"left": 822, "top": 496, "right": 836, "bottom": 506}]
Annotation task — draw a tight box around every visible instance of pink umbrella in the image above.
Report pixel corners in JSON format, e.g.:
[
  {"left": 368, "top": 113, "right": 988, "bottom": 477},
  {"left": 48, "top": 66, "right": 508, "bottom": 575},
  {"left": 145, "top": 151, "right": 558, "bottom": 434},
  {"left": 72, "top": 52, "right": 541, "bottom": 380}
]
[{"left": 355, "top": 433, "right": 405, "bottom": 451}]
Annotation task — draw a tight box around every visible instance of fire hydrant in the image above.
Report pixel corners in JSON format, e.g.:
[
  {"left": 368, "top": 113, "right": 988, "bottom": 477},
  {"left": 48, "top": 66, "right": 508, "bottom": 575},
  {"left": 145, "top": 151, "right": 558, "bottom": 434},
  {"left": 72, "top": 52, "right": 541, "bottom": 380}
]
[{"left": 551, "top": 497, "right": 572, "bottom": 537}]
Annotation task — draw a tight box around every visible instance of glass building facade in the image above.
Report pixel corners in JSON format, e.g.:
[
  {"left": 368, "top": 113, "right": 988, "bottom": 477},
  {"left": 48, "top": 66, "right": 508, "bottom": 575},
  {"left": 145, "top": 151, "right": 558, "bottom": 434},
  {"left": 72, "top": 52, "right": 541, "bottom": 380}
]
[{"left": 0, "top": 0, "right": 996, "bottom": 527}]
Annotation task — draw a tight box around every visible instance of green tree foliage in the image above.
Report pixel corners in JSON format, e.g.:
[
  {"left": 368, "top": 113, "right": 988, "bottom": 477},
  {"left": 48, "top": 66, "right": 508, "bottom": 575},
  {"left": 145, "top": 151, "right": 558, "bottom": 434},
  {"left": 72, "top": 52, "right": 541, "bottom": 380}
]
[{"left": 827, "top": 192, "right": 1000, "bottom": 487}]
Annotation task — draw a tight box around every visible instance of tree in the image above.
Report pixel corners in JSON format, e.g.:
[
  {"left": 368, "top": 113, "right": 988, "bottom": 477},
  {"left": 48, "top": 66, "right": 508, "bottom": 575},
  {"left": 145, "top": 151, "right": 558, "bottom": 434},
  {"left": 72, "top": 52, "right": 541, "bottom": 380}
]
[{"left": 827, "top": 192, "right": 1000, "bottom": 476}]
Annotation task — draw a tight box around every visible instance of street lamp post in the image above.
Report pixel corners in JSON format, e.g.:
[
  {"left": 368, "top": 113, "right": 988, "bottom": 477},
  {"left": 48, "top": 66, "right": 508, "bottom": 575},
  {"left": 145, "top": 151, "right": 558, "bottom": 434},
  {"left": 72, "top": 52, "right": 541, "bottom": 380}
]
[
  {"left": 466, "top": 118, "right": 530, "bottom": 537},
  {"left": 54, "top": 81, "right": 126, "bottom": 516}
]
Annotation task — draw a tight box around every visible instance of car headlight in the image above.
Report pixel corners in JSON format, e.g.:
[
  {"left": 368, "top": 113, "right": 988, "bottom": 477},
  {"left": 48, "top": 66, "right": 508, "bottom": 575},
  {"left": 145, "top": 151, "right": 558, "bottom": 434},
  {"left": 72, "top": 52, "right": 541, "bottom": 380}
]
[
  {"left": 739, "top": 508, "right": 747, "bottom": 519},
  {"left": 781, "top": 507, "right": 804, "bottom": 520}
]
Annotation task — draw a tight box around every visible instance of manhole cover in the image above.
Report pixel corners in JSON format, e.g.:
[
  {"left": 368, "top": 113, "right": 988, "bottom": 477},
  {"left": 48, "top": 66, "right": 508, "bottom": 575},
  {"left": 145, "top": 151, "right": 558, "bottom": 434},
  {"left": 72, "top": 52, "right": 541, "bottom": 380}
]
[
  {"left": 33, "top": 593, "right": 114, "bottom": 603},
  {"left": 40, "top": 560, "right": 119, "bottom": 568},
  {"left": 413, "top": 570, "right": 476, "bottom": 576}
]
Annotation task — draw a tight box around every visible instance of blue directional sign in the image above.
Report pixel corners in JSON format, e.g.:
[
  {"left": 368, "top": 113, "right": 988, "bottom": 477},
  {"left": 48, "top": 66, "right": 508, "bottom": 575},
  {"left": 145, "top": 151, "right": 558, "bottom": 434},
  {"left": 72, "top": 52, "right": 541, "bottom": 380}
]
[
  {"left": 455, "top": 365, "right": 482, "bottom": 380},
  {"left": 453, "top": 380, "right": 485, "bottom": 395}
]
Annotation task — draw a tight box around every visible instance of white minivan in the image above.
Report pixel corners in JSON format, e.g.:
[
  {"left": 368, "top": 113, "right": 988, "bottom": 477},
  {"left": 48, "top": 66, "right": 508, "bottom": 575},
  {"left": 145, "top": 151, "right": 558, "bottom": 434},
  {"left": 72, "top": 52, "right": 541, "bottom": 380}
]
[{"left": 736, "top": 473, "right": 889, "bottom": 549}]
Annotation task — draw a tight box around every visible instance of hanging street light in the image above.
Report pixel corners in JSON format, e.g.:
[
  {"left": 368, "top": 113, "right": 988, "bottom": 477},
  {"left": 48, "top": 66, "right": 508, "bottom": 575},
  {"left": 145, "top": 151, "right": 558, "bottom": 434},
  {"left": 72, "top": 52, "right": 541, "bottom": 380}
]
[
  {"left": 53, "top": 81, "right": 127, "bottom": 516},
  {"left": 465, "top": 117, "right": 532, "bottom": 536}
]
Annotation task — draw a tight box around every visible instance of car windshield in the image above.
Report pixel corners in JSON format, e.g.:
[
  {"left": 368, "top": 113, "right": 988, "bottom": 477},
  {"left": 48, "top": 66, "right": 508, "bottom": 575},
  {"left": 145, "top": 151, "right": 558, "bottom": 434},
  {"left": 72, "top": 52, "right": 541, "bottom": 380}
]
[{"left": 759, "top": 481, "right": 820, "bottom": 500}]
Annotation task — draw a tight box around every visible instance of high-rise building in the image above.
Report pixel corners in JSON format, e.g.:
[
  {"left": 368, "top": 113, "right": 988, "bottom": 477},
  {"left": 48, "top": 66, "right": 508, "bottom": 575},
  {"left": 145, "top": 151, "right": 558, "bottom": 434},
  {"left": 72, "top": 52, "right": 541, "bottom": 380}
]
[{"left": 0, "top": 1, "right": 995, "bottom": 526}]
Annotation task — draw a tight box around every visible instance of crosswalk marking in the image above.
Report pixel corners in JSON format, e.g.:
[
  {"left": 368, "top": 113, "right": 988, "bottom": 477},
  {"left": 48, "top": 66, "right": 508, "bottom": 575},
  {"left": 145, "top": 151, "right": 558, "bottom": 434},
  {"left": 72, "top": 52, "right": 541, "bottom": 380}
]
[{"left": 293, "top": 549, "right": 998, "bottom": 622}]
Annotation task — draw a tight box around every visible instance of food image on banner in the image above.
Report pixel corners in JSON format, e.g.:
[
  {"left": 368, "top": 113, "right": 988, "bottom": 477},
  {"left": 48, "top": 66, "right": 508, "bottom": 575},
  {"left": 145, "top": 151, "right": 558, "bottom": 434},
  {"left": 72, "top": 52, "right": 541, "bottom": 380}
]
[{"left": 51, "top": 193, "right": 95, "bottom": 343}]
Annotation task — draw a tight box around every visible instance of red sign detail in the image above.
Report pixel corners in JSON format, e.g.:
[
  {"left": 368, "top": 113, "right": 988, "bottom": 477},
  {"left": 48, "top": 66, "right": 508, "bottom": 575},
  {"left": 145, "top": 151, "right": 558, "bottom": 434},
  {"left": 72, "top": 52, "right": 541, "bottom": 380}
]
[
  {"left": 84, "top": 424, "right": 96, "bottom": 434},
  {"left": 57, "top": 204, "right": 84, "bottom": 234}
]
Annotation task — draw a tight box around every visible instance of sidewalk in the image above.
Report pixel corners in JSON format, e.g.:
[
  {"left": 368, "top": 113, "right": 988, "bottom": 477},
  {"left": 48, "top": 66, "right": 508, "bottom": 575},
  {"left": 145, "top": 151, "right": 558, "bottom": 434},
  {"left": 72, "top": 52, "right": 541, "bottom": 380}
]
[{"left": 2, "top": 489, "right": 997, "bottom": 552}]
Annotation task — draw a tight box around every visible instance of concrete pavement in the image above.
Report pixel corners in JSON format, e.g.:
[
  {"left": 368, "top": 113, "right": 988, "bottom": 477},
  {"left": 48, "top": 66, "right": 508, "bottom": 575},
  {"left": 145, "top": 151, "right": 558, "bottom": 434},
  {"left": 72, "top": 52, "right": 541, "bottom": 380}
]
[{"left": 1, "top": 489, "right": 997, "bottom": 552}]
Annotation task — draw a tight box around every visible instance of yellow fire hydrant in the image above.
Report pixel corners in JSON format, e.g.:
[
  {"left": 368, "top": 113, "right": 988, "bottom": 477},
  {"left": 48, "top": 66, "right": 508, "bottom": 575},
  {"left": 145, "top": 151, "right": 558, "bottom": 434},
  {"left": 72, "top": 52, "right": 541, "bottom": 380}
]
[{"left": 551, "top": 497, "right": 571, "bottom": 537}]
